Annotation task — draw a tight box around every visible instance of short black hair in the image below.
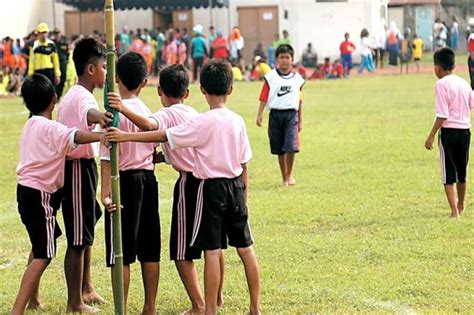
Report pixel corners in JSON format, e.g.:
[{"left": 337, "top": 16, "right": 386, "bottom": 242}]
[
  {"left": 158, "top": 64, "right": 189, "bottom": 98},
  {"left": 21, "top": 74, "right": 56, "bottom": 114},
  {"left": 200, "top": 59, "right": 233, "bottom": 96},
  {"left": 434, "top": 47, "right": 455, "bottom": 71},
  {"left": 275, "top": 44, "right": 294, "bottom": 58},
  {"left": 117, "top": 52, "right": 147, "bottom": 91},
  {"left": 73, "top": 37, "right": 106, "bottom": 76}
]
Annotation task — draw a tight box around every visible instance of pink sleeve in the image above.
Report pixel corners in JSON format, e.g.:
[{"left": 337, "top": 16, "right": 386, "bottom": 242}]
[
  {"left": 240, "top": 123, "right": 253, "bottom": 164},
  {"left": 470, "top": 91, "right": 474, "bottom": 110},
  {"left": 165, "top": 118, "right": 200, "bottom": 150},
  {"left": 151, "top": 109, "right": 168, "bottom": 130},
  {"left": 435, "top": 82, "right": 449, "bottom": 118},
  {"left": 53, "top": 123, "right": 77, "bottom": 154},
  {"left": 78, "top": 97, "right": 99, "bottom": 129}
]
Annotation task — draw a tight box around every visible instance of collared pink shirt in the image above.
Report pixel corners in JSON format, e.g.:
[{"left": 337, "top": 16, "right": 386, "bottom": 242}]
[
  {"left": 435, "top": 74, "right": 474, "bottom": 129},
  {"left": 100, "top": 98, "right": 155, "bottom": 171},
  {"left": 17, "top": 116, "right": 77, "bottom": 193},
  {"left": 166, "top": 107, "right": 252, "bottom": 179},
  {"left": 57, "top": 85, "right": 98, "bottom": 159},
  {"left": 150, "top": 104, "right": 198, "bottom": 172}
]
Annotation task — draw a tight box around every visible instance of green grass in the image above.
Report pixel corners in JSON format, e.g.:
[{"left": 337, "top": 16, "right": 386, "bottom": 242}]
[{"left": 1, "top": 74, "right": 473, "bottom": 314}]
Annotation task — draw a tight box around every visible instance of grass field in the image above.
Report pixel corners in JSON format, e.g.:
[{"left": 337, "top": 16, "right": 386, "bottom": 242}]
[{"left": 0, "top": 72, "right": 473, "bottom": 314}]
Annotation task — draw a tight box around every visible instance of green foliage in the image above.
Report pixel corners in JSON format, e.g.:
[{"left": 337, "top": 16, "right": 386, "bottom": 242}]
[{"left": 0, "top": 75, "right": 473, "bottom": 313}]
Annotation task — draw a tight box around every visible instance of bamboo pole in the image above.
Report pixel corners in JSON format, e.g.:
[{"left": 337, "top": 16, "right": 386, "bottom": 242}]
[{"left": 104, "top": 1, "right": 125, "bottom": 314}]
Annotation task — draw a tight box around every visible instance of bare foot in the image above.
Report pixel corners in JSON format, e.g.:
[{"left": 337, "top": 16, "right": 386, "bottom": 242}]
[
  {"left": 248, "top": 306, "right": 261, "bottom": 315},
  {"left": 66, "top": 303, "right": 100, "bottom": 313},
  {"left": 287, "top": 176, "right": 296, "bottom": 185},
  {"left": 181, "top": 308, "right": 205, "bottom": 315},
  {"left": 83, "top": 291, "right": 106, "bottom": 305},
  {"left": 217, "top": 292, "right": 224, "bottom": 307},
  {"left": 141, "top": 306, "right": 157, "bottom": 315},
  {"left": 450, "top": 212, "right": 460, "bottom": 219},
  {"left": 26, "top": 300, "right": 43, "bottom": 311},
  {"left": 457, "top": 202, "right": 464, "bottom": 215},
  {"left": 282, "top": 180, "right": 289, "bottom": 187}
]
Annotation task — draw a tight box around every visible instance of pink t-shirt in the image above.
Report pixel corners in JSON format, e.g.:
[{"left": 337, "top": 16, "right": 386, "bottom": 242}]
[
  {"left": 150, "top": 104, "right": 198, "bottom": 172},
  {"left": 100, "top": 98, "right": 155, "bottom": 171},
  {"left": 16, "top": 116, "right": 77, "bottom": 193},
  {"left": 57, "top": 85, "right": 98, "bottom": 159},
  {"left": 166, "top": 108, "right": 252, "bottom": 179},
  {"left": 435, "top": 74, "right": 474, "bottom": 129}
]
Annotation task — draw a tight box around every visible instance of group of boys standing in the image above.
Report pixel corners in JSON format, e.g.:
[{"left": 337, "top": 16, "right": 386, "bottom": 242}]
[{"left": 12, "top": 25, "right": 305, "bottom": 314}]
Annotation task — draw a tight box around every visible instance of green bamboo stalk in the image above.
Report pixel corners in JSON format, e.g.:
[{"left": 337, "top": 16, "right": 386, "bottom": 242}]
[{"left": 104, "top": 0, "right": 125, "bottom": 314}]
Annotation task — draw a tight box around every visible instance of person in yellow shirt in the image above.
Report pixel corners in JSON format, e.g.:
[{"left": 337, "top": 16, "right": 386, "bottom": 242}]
[
  {"left": 412, "top": 33, "right": 424, "bottom": 73},
  {"left": 28, "top": 23, "right": 61, "bottom": 86}
]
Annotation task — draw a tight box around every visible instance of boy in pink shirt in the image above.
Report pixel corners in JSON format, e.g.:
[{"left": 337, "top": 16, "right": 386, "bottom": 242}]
[
  {"left": 425, "top": 48, "right": 474, "bottom": 218},
  {"left": 56, "top": 38, "right": 112, "bottom": 312},
  {"left": 107, "top": 59, "right": 261, "bottom": 315},
  {"left": 100, "top": 52, "right": 160, "bottom": 315},
  {"left": 106, "top": 64, "right": 225, "bottom": 314},
  {"left": 12, "top": 74, "right": 103, "bottom": 315}
]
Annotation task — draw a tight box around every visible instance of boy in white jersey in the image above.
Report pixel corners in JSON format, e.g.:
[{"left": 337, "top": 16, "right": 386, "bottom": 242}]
[
  {"left": 424, "top": 48, "right": 474, "bottom": 218},
  {"left": 256, "top": 44, "right": 305, "bottom": 186},
  {"left": 101, "top": 52, "right": 160, "bottom": 314},
  {"left": 56, "top": 38, "right": 111, "bottom": 313},
  {"left": 12, "top": 74, "right": 104, "bottom": 315},
  {"left": 107, "top": 59, "right": 261, "bottom": 315},
  {"left": 107, "top": 64, "right": 225, "bottom": 314}
]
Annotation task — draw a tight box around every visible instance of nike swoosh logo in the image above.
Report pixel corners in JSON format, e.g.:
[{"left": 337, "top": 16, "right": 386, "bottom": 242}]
[{"left": 277, "top": 90, "right": 291, "bottom": 97}]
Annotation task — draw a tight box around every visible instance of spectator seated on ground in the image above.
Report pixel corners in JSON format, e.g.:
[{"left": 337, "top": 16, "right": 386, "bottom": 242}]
[
  {"left": 321, "top": 57, "right": 331, "bottom": 77},
  {"left": 295, "top": 63, "right": 308, "bottom": 79},
  {"left": 252, "top": 56, "right": 272, "bottom": 80},
  {"left": 310, "top": 65, "right": 324, "bottom": 80},
  {"left": 232, "top": 63, "right": 243, "bottom": 81},
  {"left": 327, "top": 59, "right": 343, "bottom": 79},
  {"left": 302, "top": 42, "right": 318, "bottom": 68}
]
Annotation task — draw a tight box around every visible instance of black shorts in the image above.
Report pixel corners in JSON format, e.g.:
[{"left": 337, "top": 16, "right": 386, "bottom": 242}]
[
  {"left": 62, "top": 159, "right": 102, "bottom": 247},
  {"left": 17, "top": 184, "right": 62, "bottom": 259},
  {"left": 105, "top": 170, "right": 161, "bottom": 266},
  {"left": 268, "top": 109, "right": 300, "bottom": 155},
  {"left": 190, "top": 176, "right": 253, "bottom": 250},
  {"left": 439, "top": 128, "right": 471, "bottom": 185},
  {"left": 170, "top": 172, "right": 202, "bottom": 261}
]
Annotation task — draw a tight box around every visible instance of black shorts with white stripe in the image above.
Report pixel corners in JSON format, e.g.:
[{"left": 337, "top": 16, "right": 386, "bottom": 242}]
[
  {"left": 170, "top": 171, "right": 202, "bottom": 261},
  {"left": 62, "top": 159, "right": 102, "bottom": 247},
  {"left": 439, "top": 128, "right": 471, "bottom": 185},
  {"left": 105, "top": 169, "right": 161, "bottom": 267},
  {"left": 17, "top": 184, "right": 62, "bottom": 259},
  {"left": 190, "top": 176, "right": 253, "bottom": 250}
]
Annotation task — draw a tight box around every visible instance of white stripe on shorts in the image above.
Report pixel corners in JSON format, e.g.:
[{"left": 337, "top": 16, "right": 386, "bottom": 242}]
[
  {"left": 177, "top": 172, "right": 187, "bottom": 260},
  {"left": 190, "top": 180, "right": 204, "bottom": 247}
]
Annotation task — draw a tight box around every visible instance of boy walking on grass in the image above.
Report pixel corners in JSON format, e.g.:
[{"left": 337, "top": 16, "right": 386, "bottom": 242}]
[
  {"left": 107, "top": 63, "right": 225, "bottom": 314},
  {"left": 424, "top": 47, "right": 474, "bottom": 218},
  {"left": 106, "top": 59, "right": 261, "bottom": 315},
  {"left": 57, "top": 37, "right": 112, "bottom": 313},
  {"left": 12, "top": 74, "right": 104, "bottom": 315},
  {"left": 100, "top": 52, "right": 161, "bottom": 315},
  {"left": 256, "top": 44, "right": 305, "bottom": 186}
]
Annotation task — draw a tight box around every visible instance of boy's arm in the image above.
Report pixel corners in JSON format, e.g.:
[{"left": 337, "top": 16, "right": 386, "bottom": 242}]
[
  {"left": 107, "top": 92, "right": 158, "bottom": 131},
  {"left": 100, "top": 160, "right": 114, "bottom": 212},
  {"left": 298, "top": 101, "right": 303, "bottom": 132},
  {"left": 87, "top": 108, "right": 114, "bottom": 129},
  {"left": 74, "top": 130, "right": 104, "bottom": 144},
  {"left": 106, "top": 127, "right": 167, "bottom": 143},
  {"left": 256, "top": 101, "right": 267, "bottom": 127},
  {"left": 241, "top": 163, "right": 248, "bottom": 204},
  {"left": 425, "top": 117, "right": 446, "bottom": 150}
]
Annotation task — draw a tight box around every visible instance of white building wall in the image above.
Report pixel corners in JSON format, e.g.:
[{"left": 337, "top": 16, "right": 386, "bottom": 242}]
[{"left": 114, "top": 9, "right": 154, "bottom": 33}]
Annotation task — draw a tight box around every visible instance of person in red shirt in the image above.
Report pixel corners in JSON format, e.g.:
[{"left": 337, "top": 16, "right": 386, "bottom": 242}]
[
  {"left": 212, "top": 29, "right": 228, "bottom": 60},
  {"left": 339, "top": 32, "right": 356, "bottom": 77},
  {"left": 321, "top": 57, "right": 331, "bottom": 77},
  {"left": 327, "top": 59, "right": 343, "bottom": 79}
]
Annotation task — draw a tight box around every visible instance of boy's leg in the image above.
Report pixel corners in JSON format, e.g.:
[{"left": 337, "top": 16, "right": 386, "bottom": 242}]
[
  {"left": 457, "top": 183, "right": 466, "bottom": 214},
  {"left": 26, "top": 251, "right": 42, "bottom": 310},
  {"left": 175, "top": 260, "right": 205, "bottom": 313},
  {"left": 65, "top": 246, "right": 98, "bottom": 312},
  {"left": 286, "top": 152, "right": 296, "bottom": 185},
  {"left": 217, "top": 251, "right": 225, "bottom": 307},
  {"left": 236, "top": 246, "right": 261, "bottom": 315},
  {"left": 444, "top": 184, "right": 459, "bottom": 218},
  {"left": 11, "top": 257, "right": 50, "bottom": 315},
  {"left": 82, "top": 245, "right": 105, "bottom": 304},
  {"left": 204, "top": 249, "right": 222, "bottom": 315},
  {"left": 278, "top": 154, "right": 288, "bottom": 185},
  {"left": 141, "top": 262, "right": 160, "bottom": 315}
]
